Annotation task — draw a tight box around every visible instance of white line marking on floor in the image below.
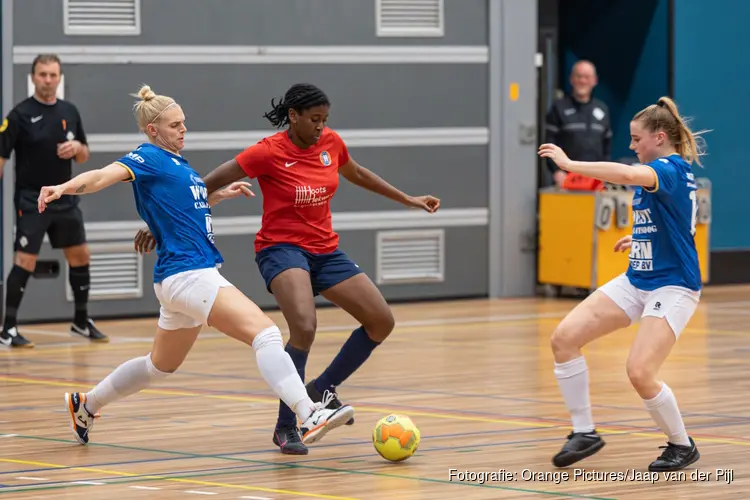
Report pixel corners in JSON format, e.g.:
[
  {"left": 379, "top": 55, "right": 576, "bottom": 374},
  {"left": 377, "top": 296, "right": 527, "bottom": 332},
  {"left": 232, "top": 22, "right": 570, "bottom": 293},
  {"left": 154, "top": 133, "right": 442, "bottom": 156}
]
[
  {"left": 130, "top": 485, "right": 162, "bottom": 490},
  {"left": 185, "top": 491, "right": 217, "bottom": 496},
  {"left": 239, "top": 496, "right": 272, "bottom": 500},
  {"left": 17, "top": 476, "right": 47, "bottom": 481},
  {"left": 71, "top": 481, "right": 106, "bottom": 485},
  {"left": 1, "top": 434, "right": 18, "bottom": 438}
]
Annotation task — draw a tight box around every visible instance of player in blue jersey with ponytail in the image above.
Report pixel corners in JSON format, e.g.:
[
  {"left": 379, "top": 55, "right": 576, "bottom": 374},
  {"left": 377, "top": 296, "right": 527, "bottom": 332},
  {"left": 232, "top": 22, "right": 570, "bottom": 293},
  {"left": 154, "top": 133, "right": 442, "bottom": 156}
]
[
  {"left": 539, "top": 96, "right": 706, "bottom": 472},
  {"left": 38, "top": 85, "right": 354, "bottom": 447}
]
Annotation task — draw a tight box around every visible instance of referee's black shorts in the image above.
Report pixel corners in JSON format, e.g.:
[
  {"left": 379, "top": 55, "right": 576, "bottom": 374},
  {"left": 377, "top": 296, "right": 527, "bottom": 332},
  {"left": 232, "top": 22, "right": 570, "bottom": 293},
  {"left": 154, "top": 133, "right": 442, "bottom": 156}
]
[{"left": 15, "top": 206, "right": 87, "bottom": 255}]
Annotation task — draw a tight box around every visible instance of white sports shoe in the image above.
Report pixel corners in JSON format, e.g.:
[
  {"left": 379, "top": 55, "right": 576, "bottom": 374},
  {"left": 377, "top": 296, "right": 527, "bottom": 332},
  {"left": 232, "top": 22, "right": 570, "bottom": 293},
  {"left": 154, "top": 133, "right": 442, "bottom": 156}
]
[
  {"left": 299, "top": 390, "right": 355, "bottom": 445},
  {"left": 64, "top": 392, "right": 98, "bottom": 444}
]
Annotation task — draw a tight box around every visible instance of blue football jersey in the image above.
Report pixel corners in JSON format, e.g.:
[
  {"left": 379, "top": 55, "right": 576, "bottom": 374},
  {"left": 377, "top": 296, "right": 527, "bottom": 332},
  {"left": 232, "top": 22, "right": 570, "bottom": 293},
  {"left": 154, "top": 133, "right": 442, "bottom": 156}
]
[
  {"left": 114, "top": 143, "right": 223, "bottom": 283},
  {"left": 626, "top": 154, "right": 701, "bottom": 291}
]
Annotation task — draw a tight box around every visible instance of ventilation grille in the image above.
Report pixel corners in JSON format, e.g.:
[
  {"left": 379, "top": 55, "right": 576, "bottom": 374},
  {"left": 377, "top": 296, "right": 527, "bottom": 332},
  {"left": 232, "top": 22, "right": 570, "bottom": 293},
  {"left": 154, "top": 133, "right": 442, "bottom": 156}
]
[
  {"left": 376, "top": 229, "right": 444, "bottom": 285},
  {"left": 376, "top": 0, "right": 444, "bottom": 37},
  {"left": 64, "top": 0, "right": 141, "bottom": 35},
  {"left": 66, "top": 242, "right": 143, "bottom": 301}
]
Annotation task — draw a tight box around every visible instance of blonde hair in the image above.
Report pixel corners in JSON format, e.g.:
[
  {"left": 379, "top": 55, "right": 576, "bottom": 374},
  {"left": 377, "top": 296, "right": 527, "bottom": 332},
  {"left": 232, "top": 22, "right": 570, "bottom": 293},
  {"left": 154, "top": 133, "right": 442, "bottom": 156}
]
[
  {"left": 633, "top": 96, "right": 708, "bottom": 166},
  {"left": 131, "top": 85, "right": 177, "bottom": 132}
]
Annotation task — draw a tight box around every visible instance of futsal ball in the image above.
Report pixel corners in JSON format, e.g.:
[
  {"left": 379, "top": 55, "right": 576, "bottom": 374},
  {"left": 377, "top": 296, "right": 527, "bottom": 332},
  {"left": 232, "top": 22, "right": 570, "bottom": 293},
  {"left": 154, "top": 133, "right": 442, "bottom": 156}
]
[{"left": 372, "top": 414, "right": 420, "bottom": 462}]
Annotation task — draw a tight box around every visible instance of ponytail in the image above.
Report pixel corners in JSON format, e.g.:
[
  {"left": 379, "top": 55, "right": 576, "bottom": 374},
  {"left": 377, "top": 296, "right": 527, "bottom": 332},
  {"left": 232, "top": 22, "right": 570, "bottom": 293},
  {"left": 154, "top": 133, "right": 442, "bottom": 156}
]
[{"left": 656, "top": 97, "right": 705, "bottom": 167}]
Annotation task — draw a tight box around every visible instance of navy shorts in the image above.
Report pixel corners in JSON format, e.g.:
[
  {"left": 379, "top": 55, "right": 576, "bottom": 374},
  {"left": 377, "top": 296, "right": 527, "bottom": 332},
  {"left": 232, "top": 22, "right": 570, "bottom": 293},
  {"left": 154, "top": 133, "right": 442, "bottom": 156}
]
[{"left": 255, "top": 243, "right": 363, "bottom": 296}]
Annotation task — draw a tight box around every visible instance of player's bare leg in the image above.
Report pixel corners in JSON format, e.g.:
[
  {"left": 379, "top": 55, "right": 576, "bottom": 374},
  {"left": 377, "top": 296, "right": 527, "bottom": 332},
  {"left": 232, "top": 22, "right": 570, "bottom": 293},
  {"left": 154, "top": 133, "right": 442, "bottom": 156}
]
[
  {"left": 207, "top": 286, "right": 354, "bottom": 446},
  {"left": 550, "top": 290, "right": 631, "bottom": 467},
  {"left": 627, "top": 316, "right": 699, "bottom": 471},
  {"left": 310, "top": 273, "right": 394, "bottom": 420}
]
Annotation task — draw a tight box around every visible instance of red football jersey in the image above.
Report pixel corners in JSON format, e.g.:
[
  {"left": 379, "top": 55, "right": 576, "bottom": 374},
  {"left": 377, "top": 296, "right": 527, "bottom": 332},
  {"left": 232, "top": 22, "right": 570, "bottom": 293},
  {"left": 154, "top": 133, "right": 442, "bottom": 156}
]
[{"left": 235, "top": 128, "right": 350, "bottom": 254}]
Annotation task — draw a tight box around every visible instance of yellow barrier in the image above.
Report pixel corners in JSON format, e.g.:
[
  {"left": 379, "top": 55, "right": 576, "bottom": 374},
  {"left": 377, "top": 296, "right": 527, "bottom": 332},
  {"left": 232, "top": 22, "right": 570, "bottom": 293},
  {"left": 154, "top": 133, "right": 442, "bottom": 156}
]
[{"left": 537, "top": 180, "right": 711, "bottom": 291}]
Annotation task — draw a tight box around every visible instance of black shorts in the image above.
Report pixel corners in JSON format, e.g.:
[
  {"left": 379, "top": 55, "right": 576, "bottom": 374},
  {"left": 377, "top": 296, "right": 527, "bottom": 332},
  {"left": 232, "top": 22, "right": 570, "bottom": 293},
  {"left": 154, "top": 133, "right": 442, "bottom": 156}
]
[{"left": 15, "top": 206, "right": 87, "bottom": 254}]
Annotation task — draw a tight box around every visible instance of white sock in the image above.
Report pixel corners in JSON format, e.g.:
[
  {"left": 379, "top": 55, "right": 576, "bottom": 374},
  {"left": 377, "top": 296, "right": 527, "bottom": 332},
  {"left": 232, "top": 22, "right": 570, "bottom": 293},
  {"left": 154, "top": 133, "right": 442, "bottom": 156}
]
[
  {"left": 554, "top": 356, "right": 595, "bottom": 433},
  {"left": 85, "top": 353, "right": 170, "bottom": 414},
  {"left": 643, "top": 383, "right": 690, "bottom": 446},
  {"left": 252, "top": 326, "right": 315, "bottom": 422}
]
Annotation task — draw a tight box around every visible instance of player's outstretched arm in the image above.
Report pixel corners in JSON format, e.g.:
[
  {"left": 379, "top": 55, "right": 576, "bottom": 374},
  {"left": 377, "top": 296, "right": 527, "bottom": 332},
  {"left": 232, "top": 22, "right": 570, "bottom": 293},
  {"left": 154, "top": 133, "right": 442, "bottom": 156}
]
[
  {"left": 203, "top": 159, "right": 246, "bottom": 195},
  {"left": 207, "top": 181, "right": 255, "bottom": 207},
  {"left": 538, "top": 143, "right": 656, "bottom": 189},
  {"left": 38, "top": 163, "right": 131, "bottom": 213},
  {"left": 339, "top": 157, "right": 440, "bottom": 213}
]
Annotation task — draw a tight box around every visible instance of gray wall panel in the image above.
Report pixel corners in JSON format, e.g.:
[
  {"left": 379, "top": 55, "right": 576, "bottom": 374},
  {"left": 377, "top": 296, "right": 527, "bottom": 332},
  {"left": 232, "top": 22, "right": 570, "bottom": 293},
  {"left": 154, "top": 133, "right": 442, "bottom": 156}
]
[
  {"left": 330, "top": 145, "right": 487, "bottom": 212},
  {"left": 14, "top": 0, "right": 487, "bottom": 46},
  {"left": 14, "top": 64, "right": 488, "bottom": 133},
  {"left": 498, "top": 0, "right": 538, "bottom": 297},
  {"left": 18, "top": 226, "right": 487, "bottom": 324},
  {"left": 75, "top": 145, "right": 487, "bottom": 222},
  {"left": 337, "top": 226, "right": 488, "bottom": 300}
]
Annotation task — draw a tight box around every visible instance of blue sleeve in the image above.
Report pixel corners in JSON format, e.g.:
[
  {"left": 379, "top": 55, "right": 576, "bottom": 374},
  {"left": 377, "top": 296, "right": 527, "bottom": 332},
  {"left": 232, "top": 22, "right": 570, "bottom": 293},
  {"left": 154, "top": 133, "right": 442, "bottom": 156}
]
[
  {"left": 645, "top": 158, "right": 680, "bottom": 197},
  {"left": 113, "top": 147, "right": 160, "bottom": 182}
]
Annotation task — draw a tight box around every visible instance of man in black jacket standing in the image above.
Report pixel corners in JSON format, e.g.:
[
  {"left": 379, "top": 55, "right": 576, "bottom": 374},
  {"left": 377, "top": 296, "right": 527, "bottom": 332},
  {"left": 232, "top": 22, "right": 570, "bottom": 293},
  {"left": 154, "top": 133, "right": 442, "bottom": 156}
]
[
  {"left": 545, "top": 60, "right": 612, "bottom": 188},
  {"left": 0, "top": 54, "right": 108, "bottom": 347}
]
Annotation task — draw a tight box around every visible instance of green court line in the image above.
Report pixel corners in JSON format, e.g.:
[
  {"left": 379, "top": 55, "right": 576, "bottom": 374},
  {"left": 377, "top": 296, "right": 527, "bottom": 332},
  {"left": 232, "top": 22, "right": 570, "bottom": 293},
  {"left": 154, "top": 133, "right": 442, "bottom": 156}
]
[
  {"left": 0, "top": 433, "right": 615, "bottom": 500},
  {"left": 0, "top": 465, "right": 289, "bottom": 495}
]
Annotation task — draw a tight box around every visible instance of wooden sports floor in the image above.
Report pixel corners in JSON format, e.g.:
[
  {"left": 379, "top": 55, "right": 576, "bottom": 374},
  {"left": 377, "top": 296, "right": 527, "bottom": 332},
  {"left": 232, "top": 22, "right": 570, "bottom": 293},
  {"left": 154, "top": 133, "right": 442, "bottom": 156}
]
[{"left": 1, "top": 286, "right": 749, "bottom": 500}]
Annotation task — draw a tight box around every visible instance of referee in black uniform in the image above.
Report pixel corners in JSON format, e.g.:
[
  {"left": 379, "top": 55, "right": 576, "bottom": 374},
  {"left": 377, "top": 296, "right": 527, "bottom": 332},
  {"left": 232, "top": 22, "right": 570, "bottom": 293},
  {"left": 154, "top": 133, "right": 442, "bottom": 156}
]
[
  {"left": 545, "top": 60, "right": 612, "bottom": 187},
  {"left": 0, "top": 54, "right": 107, "bottom": 348}
]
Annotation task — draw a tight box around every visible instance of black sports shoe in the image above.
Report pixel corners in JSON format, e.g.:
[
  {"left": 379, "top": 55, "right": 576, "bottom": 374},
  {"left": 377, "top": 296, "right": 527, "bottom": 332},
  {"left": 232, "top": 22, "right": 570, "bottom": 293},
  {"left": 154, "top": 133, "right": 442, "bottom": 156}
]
[
  {"left": 0, "top": 326, "right": 34, "bottom": 348},
  {"left": 71, "top": 319, "right": 109, "bottom": 342},
  {"left": 648, "top": 437, "right": 700, "bottom": 472},
  {"left": 272, "top": 425, "right": 308, "bottom": 455},
  {"left": 306, "top": 379, "right": 354, "bottom": 425},
  {"left": 552, "top": 431, "right": 606, "bottom": 467}
]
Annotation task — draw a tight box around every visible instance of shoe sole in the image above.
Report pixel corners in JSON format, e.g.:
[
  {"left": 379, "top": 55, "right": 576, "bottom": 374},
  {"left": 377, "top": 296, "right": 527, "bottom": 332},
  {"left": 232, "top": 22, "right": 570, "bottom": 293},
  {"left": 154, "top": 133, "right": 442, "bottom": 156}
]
[
  {"left": 11, "top": 342, "right": 35, "bottom": 349},
  {"left": 272, "top": 433, "right": 309, "bottom": 455},
  {"left": 64, "top": 393, "right": 88, "bottom": 445},
  {"left": 648, "top": 449, "right": 701, "bottom": 472},
  {"left": 553, "top": 440, "right": 606, "bottom": 467},
  {"left": 302, "top": 405, "right": 355, "bottom": 445},
  {"left": 274, "top": 440, "right": 309, "bottom": 455}
]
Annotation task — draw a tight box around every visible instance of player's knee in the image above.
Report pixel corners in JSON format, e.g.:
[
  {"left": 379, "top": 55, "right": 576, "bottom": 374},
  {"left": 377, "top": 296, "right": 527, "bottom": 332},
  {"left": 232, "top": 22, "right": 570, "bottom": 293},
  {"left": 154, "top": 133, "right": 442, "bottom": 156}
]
[
  {"left": 65, "top": 245, "right": 90, "bottom": 267},
  {"left": 550, "top": 322, "right": 581, "bottom": 358},
  {"left": 364, "top": 307, "right": 395, "bottom": 342},
  {"left": 625, "top": 361, "right": 656, "bottom": 395},
  {"left": 149, "top": 352, "right": 182, "bottom": 374},
  {"left": 251, "top": 324, "right": 284, "bottom": 351},
  {"left": 14, "top": 252, "right": 37, "bottom": 272},
  {"left": 288, "top": 316, "right": 317, "bottom": 348}
]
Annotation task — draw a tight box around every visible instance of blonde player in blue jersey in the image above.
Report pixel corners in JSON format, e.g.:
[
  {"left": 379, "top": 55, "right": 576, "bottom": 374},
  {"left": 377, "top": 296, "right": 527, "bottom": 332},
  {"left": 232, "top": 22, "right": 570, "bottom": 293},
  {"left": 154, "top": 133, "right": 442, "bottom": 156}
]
[
  {"left": 37, "top": 85, "right": 354, "bottom": 446},
  {"left": 538, "top": 96, "right": 705, "bottom": 472}
]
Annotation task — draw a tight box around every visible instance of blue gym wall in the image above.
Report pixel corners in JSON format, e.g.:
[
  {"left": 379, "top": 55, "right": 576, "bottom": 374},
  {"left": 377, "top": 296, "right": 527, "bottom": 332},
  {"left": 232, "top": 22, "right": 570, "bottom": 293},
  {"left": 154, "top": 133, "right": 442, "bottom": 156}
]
[
  {"left": 558, "top": 0, "right": 669, "bottom": 162},
  {"left": 674, "top": 0, "right": 750, "bottom": 251}
]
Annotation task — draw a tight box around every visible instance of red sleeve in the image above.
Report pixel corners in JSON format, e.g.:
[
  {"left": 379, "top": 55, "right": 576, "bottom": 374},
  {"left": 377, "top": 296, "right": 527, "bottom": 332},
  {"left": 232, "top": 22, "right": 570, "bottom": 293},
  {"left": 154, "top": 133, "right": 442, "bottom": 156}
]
[
  {"left": 235, "top": 140, "right": 271, "bottom": 179},
  {"left": 332, "top": 131, "right": 350, "bottom": 166}
]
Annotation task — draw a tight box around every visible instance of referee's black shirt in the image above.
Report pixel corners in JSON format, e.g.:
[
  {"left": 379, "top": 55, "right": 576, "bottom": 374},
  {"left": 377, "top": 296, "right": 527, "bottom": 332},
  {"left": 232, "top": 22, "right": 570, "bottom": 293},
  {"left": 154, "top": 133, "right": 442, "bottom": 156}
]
[
  {"left": 544, "top": 94, "right": 612, "bottom": 175},
  {"left": 0, "top": 97, "right": 88, "bottom": 212}
]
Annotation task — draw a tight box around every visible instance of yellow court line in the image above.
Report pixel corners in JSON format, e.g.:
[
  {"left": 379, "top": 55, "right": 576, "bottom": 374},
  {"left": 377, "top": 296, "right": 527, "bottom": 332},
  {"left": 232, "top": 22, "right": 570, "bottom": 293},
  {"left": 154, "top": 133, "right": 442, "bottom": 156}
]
[
  {"left": 2, "top": 374, "right": 750, "bottom": 449},
  {"left": 0, "top": 457, "right": 359, "bottom": 500}
]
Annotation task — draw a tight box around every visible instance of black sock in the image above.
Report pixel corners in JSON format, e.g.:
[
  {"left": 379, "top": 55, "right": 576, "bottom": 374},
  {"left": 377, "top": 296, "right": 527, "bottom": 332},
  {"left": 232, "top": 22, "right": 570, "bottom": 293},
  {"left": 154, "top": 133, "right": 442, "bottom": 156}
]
[
  {"left": 277, "top": 343, "right": 309, "bottom": 428},
  {"left": 69, "top": 265, "right": 90, "bottom": 327},
  {"left": 4, "top": 265, "right": 32, "bottom": 330},
  {"left": 315, "top": 327, "right": 381, "bottom": 392}
]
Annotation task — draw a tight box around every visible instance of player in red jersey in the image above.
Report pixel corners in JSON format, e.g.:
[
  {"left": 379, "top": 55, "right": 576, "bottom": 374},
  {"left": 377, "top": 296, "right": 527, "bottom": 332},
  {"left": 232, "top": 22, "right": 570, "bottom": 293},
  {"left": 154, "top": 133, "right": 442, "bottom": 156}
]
[{"left": 135, "top": 83, "right": 439, "bottom": 454}]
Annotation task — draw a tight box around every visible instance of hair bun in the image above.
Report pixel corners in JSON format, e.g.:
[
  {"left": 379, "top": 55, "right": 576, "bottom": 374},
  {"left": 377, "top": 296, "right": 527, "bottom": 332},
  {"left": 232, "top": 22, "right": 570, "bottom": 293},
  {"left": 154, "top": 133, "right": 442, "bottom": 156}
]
[{"left": 137, "top": 85, "right": 156, "bottom": 102}]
